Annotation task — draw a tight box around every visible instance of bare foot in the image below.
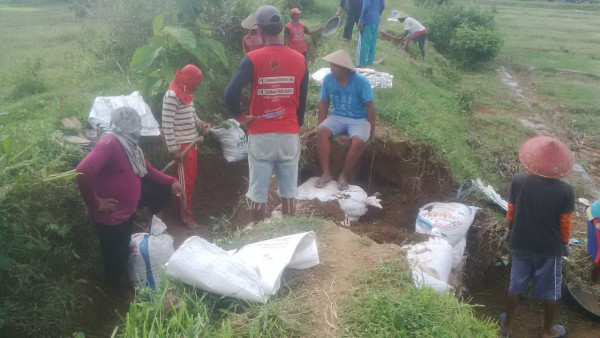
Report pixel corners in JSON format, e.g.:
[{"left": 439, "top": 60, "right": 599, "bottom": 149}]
[{"left": 314, "top": 174, "right": 333, "bottom": 188}]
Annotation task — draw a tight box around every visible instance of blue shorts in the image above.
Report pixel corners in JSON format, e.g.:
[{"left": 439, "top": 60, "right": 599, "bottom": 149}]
[
  {"left": 247, "top": 133, "right": 300, "bottom": 203},
  {"left": 509, "top": 252, "right": 562, "bottom": 301},
  {"left": 587, "top": 220, "right": 600, "bottom": 263},
  {"left": 319, "top": 115, "right": 371, "bottom": 143},
  {"left": 409, "top": 30, "right": 427, "bottom": 49}
]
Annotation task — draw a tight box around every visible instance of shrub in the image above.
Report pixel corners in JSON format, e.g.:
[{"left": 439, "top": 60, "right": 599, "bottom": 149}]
[
  {"left": 428, "top": 3, "right": 503, "bottom": 67},
  {"left": 450, "top": 24, "right": 503, "bottom": 68},
  {"left": 8, "top": 57, "right": 46, "bottom": 100}
]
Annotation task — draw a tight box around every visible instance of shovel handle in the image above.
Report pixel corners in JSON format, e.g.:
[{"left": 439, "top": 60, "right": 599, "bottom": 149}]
[{"left": 161, "top": 136, "right": 204, "bottom": 173}]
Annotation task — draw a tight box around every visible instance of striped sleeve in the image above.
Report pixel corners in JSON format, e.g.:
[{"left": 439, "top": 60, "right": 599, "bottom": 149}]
[{"left": 162, "top": 92, "right": 179, "bottom": 152}]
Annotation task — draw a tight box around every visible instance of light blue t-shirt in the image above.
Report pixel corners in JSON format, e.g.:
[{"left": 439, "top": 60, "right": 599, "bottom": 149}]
[{"left": 320, "top": 72, "right": 374, "bottom": 119}]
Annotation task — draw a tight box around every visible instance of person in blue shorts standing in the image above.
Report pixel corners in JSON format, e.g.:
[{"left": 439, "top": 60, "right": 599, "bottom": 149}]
[
  {"left": 585, "top": 200, "right": 600, "bottom": 290},
  {"left": 314, "top": 49, "right": 376, "bottom": 191},
  {"left": 499, "top": 136, "right": 574, "bottom": 338}
]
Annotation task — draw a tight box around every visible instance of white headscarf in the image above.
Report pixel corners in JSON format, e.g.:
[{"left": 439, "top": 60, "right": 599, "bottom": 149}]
[{"left": 107, "top": 107, "right": 148, "bottom": 177}]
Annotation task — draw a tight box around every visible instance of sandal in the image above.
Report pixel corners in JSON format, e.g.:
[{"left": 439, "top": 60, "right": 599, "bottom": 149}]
[
  {"left": 498, "top": 313, "right": 513, "bottom": 338},
  {"left": 314, "top": 177, "right": 331, "bottom": 189}
]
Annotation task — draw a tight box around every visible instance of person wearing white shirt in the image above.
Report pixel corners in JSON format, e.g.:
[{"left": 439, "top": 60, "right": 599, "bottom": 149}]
[{"left": 395, "top": 14, "right": 427, "bottom": 59}]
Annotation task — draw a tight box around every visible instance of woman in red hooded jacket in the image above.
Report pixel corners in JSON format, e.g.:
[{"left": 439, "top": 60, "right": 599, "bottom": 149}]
[{"left": 161, "top": 64, "right": 210, "bottom": 228}]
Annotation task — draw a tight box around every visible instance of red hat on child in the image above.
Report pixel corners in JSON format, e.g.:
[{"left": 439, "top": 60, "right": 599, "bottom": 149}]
[
  {"left": 518, "top": 136, "right": 573, "bottom": 178},
  {"left": 290, "top": 8, "right": 302, "bottom": 15}
]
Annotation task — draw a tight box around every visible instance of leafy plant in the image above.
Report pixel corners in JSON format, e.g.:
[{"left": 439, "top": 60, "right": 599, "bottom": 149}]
[
  {"left": 428, "top": 3, "right": 503, "bottom": 68},
  {"left": 130, "top": 12, "right": 227, "bottom": 113}
]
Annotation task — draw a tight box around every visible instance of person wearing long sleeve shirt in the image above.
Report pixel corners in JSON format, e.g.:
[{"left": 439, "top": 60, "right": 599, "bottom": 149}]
[
  {"left": 357, "top": 0, "right": 385, "bottom": 67},
  {"left": 224, "top": 5, "right": 308, "bottom": 222},
  {"left": 335, "top": 0, "right": 364, "bottom": 41}
]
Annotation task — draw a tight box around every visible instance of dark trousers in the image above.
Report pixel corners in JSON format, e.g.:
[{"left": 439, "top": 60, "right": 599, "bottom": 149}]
[
  {"left": 343, "top": 8, "right": 361, "bottom": 40},
  {"left": 95, "top": 217, "right": 134, "bottom": 290}
]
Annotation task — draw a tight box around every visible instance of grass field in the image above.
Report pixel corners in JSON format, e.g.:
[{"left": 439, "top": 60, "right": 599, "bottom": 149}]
[{"left": 1, "top": 0, "right": 600, "bottom": 335}]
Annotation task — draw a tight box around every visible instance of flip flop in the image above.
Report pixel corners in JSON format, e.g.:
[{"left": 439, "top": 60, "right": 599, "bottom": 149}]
[
  {"left": 548, "top": 324, "right": 566, "bottom": 338},
  {"left": 314, "top": 178, "right": 330, "bottom": 189},
  {"left": 337, "top": 180, "right": 349, "bottom": 191},
  {"left": 497, "top": 313, "right": 513, "bottom": 338}
]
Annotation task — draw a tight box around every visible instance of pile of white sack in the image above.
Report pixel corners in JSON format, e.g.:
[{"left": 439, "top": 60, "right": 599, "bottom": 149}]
[{"left": 405, "top": 202, "right": 478, "bottom": 293}]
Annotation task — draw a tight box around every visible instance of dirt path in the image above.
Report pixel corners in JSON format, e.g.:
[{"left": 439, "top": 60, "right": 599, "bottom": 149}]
[{"left": 300, "top": 221, "right": 403, "bottom": 336}]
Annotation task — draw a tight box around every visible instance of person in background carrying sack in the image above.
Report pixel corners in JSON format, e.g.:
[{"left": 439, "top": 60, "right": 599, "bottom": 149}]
[
  {"left": 225, "top": 5, "right": 309, "bottom": 222},
  {"left": 162, "top": 64, "right": 210, "bottom": 229},
  {"left": 76, "top": 107, "right": 182, "bottom": 295},
  {"left": 584, "top": 200, "right": 600, "bottom": 291},
  {"left": 499, "top": 136, "right": 574, "bottom": 338}
]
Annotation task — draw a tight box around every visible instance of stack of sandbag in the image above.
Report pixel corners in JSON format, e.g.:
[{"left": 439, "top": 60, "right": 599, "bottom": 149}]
[
  {"left": 128, "top": 216, "right": 174, "bottom": 290},
  {"left": 415, "top": 202, "right": 478, "bottom": 272},
  {"left": 210, "top": 119, "right": 248, "bottom": 162}
]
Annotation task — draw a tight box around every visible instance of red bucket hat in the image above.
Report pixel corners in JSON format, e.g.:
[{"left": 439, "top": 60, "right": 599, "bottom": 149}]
[{"left": 518, "top": 136, "right": 573, "bottom": 178}]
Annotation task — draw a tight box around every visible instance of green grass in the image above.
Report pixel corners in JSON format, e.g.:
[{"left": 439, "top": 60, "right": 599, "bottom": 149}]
[
  {"left": 340, "top": 259, "right": 497, "bottom": 337},
  {"left": 476, "top": 0, "right": 600, "bottom": 135}
]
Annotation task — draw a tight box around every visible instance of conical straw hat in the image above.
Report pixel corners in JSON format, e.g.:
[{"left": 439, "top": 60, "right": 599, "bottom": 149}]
[
  {"left": 321, "top": 49, "right": 356, "bottom": 71},
  {"left": 393, "top": 11, "right": 409, "bottom": 20},
  {"left": 518, "top": 136, "right": 574, "bottom": 178},
  {"left": 241, "top": 12, "right": 257, "bottom": 30}
]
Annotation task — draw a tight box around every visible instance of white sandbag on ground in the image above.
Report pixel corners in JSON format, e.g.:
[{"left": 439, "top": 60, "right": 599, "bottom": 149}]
[
  {"left": 210, "top": 119, "right": 248, "bottom": 162},
  {"left": 128, "top": 216, "right": 174, "bottom": 290},
  {"left": 415, "top": 202, "right": 478, "bottom": 246},
  {"left": 166, "top": 231, "right": 319, "bottom": 303},
  {"left": 297, "top": 177, "right": 382, "bottom": 225},
  {"left": 405, "top": 236, "right": 454, "bottom": 293},
  {"left": 89, "top": 91, "right": 160, "bottom": 136}
]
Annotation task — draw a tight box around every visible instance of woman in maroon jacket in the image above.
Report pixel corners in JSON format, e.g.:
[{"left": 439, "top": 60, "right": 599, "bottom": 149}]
[{"left": 76, "top": 107, "right": 181, "bottom": 294}]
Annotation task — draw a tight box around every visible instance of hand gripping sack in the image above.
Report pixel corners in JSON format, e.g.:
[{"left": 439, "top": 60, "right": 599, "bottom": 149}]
[{"left": 210, "top": 119, "right": 248, "bottom": 162}]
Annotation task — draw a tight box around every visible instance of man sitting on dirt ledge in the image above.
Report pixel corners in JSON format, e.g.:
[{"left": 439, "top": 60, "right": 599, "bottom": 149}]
[
  {"left": 499, "top": 136, "right": 574, "bottom": 338},
  {"left": 224, "top": 5, "right": 308, "bottom": 222},
  {"left": 315, "top": 49, "right": 376, "bottom": 191}
]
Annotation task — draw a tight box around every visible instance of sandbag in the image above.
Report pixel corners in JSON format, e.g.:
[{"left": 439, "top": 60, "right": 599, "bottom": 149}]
[
  {"left": 415, "top": 202, "right": 478, "bottom": 246},
  {"left": 166, "top": 231, "right": 319, "bottom": 303},
  {"left": 88, "top": 91, "right": 160, "bottom": 136},
  {"left": 210, "top": 119, "right": 248, "bottom": 162},
  {"left": 406, "top": 237, "right": 454, "bottom": 293},
  {"left": 127, "top": 216, "right": 174, "bottom": 290}
]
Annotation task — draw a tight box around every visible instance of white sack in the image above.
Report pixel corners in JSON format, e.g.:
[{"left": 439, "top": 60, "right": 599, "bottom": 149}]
[
  {"left": 89, "top": 91, "right": 160, "bottom": 136},
  {"left": 297, "top": 177, "right": 382, "bottom": 223},
  {"left": 167, "top": 231, "right": 319, "bottom": 303},
  {"left": 210, "top": 119, "right": 248, "bottom": 162},
  {"left": 406, "top": 237, "right": 454, "bottom": 293},
  {"left": 128, "top": 216, "right": 174, "bottom": 290},
  {"left": 415, "top": 202, "right": 478, "bottom": 246},
  {"left": 310, "top": 67, "right": 393, "bottom": 89}
]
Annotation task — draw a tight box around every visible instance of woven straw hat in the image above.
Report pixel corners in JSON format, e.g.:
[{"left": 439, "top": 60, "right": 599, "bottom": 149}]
[
  {"left": 393, "top": 11, "right": 409, "bottom": 20},
  {"left": 518, "top": 136, "right": 574, "bottom": 178},
  {"left": 322, "top": 49, "right": 356, "bottom": 72},
  {"left": 241, "top": 12, "right": 257, "bottom": 30}
]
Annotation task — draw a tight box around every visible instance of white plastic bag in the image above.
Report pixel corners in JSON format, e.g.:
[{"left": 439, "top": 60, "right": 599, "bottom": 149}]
[
  {"left": 128, "top": 217, "right": 174, "bottom": 290},
  {"left": 415, "top": 202, "right": 478, "bottom": 246},
  {"left": 210, "top": 119, "right": 248, "bottom": 162},
  {"left": 166, "top": 231, "right": 319, "bottom": 303},
  {"left": 406, "top": 237, "right": 454, "bottom": 292},
  {"left": 89, "top": 91, "right": 160, "bottom": 136}
]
